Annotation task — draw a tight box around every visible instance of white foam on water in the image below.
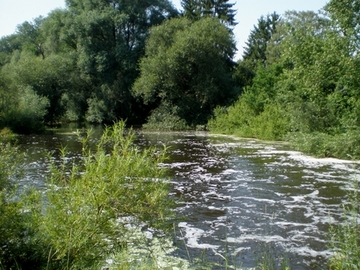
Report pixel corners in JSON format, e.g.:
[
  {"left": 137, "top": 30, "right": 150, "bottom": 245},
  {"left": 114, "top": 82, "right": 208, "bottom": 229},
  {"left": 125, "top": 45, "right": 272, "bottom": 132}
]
[
  {"left": 222, "top": 169, "right": 239, "bottom": 175},
  {"left": 289, "top": 246, "right": 333, "bottom": 259},
  {"left": 160, "top": 161, "right": 198, "bottom": 169},
  {"left": 165, "top": 134, "right": 360, "bottom": 268},
  {"left": 178, "top": 222, "right": 219, "bottom": 250},
  {"left": 226, "top": 234, "right": 288, "bottom": 244},
  {"left": 255, "top": 146, "right": 360, "bottom": 172},
  {"left": 232, "top": 196, "right": 277, "bottom": 205}
]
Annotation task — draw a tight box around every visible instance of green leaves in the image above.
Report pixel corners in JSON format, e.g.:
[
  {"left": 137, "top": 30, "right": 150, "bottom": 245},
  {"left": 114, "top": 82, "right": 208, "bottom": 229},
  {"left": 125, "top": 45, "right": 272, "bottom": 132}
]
[
  {"left": 59, "top": 0, "right": 179, "bottom": 124},
  {"left": 325, "top": 0, "right": 360, "bottom": 44},
  {"left": 41, "top": 122, "right": 173, "bottom": 268},
  {"left": 242, "top": 12, "right": 280, "bottom": 71},
  {"left": 210, "top": 6, "right": 360, "bottom": 157},
  {"left": 181, "top": 0, "right": 237, "bottom": 27},
  {"left": 133, "top": 17, "right": 237, "bottom": 127}
]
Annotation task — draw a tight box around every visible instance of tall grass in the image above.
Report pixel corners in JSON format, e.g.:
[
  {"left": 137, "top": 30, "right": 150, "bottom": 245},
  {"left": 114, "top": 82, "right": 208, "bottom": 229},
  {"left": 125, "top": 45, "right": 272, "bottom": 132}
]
[
  {"left": 328, "top": 180, "right": 360, "bottom": 269},
  {"left": 287, "top": 130, "right": 360, "bottom": 160}
]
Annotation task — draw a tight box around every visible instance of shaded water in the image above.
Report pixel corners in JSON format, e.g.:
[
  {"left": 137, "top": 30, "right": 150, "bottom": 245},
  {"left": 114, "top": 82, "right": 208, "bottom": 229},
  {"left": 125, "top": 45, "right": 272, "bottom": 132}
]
[{"left": 17, "top": 128, "right": 360, "bottom": 269}]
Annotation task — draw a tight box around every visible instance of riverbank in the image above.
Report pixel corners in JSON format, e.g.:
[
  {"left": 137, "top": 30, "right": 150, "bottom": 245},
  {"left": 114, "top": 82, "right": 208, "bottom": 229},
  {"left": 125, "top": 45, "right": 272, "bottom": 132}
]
[{"left": 1, "top": 125, "right": 359, "bottom": 269}]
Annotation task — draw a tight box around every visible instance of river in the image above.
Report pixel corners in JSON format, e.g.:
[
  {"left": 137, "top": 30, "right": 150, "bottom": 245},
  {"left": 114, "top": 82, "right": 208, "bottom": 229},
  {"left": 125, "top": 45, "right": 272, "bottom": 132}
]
[{"left": 16, "top": 126, "right": 360, "bottom": 269}]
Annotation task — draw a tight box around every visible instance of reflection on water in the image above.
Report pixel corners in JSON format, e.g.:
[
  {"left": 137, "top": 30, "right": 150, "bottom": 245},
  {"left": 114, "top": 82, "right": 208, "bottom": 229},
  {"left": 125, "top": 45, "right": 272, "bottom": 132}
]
[{"left": 17, "top": 128, "right": 360, "bottom": 269}]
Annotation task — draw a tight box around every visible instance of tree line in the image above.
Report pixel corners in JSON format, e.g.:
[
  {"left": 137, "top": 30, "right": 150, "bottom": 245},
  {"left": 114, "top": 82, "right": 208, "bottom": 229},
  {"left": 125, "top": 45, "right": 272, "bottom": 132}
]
[
  {"left": 1, "top": 0, "right": 360, "bottom": 158},
  {"left": 0, "top": 0, "right": 237, "bottom": 133},
  {"left": 210, "top": 0, "right": 360, "bottom": 159}
]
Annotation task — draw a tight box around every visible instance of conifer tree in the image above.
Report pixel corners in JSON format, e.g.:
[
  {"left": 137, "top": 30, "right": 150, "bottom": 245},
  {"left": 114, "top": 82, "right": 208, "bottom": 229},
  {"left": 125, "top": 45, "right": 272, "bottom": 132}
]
[
  {"left": 181, "top": 0, "right": 237, "bottom": 27},
  {"left": 242, "top": 12, "right": 280, "bottom": 70}
]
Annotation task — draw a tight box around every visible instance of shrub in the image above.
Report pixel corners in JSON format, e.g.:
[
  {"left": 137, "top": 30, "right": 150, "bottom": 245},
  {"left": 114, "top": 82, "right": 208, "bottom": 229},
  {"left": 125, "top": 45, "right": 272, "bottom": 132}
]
[
  {"left": 0, "top": 142, "right": 45, "bottom": 269},
  {"left": 0, "top": 122, "right": 175, "bottom": 269},
  {"left": 1, "top": 86, "right": 49, "bottom": 134},
  {"left": 38, "top": 121, "right": 174, "bottom": 269},
  {"left": 143, "top": 102, "right": 190, "bottom": 131},
  {"left": 250, "top": 104, "right": 289, "bottom": 140},
  {"left": 288, "top": 129, "right": 360, "bottom": 160},
  {"left": 208, "top": 98, "right": 256, "bottom": 136},
  {"left": 209, "top": 98, "right": 289, "bottom": 141}
]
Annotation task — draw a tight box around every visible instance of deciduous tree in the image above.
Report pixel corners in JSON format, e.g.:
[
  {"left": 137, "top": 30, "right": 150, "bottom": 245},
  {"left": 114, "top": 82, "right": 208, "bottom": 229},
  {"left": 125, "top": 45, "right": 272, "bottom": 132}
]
[{"left": 133, "top": 17, "right": 238, "bottom": 127}]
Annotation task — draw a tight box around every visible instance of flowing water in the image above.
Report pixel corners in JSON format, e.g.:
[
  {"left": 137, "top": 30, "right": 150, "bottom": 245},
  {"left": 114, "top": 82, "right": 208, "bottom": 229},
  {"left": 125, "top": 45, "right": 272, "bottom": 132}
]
[{"left": 17, "top": 127, "right": 360, "bottom": 269}]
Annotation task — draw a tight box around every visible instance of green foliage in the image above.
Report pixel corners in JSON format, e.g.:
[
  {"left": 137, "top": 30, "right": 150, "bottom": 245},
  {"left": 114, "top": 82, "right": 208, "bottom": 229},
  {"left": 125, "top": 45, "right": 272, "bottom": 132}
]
[
  {"left": 2, "top": 51, "right": 75, "bottom": 125},
  {"left": 4, "top": 86, "right": 49, "bottom": 134},
  {"left": 0, "top": 128, "right": 16, "bottom": 143},
  {"left": 0, "top": 0, "right": 178, "bottom": 128},
  {"left": 0, "top": 142, "right": 23, "bottom": 190},
  {"left": 0, "top": 190, "right": 44, "bottom": 270},
  {"left": 0, "top": 81, "right": 49, "bottom": 134},
  {"left": 241, "top": 63, "right": 282, "bottom": 114},
  {"left": 208, "top": 102, "right": 255, "bottom": 135},
  {"left": 288, "top": 129, "right": 360, "bottom": 159},
  {"left": 56, "top": 0, "right": 178, "bottom": 124},
  {"left": 15, "top": 17, "right": 46, "bottom": 58},
  {"left": 0, "top": 122, "right": 177, "bottom": 269},
  {"left": 209, "top": 99, "right": 289, "bottom": 141},
  {"left": 232, "top": 62, "right": 255, "bottom": 88},
  {"left": 134, "top": 17, "right": 237, "bottom": 128},
  {"left": 242, "top": 12, "right": 280, "bottom": 71},
  {"left": 328, "top": 180, "right": 360, "bottom": 269},
  {"left": 181, "top": 0, "right": 237, "bottom": 27},
  {"left": 85, "top": 95, "right": 114, "bottom": 124},
  {"left": 0, "top": 34, "right": 23, "bottom": 66},
  {"left": 325, "top": 0, "right": 360, "bottom": 53},
  {"left": 0, "top": 142, "right": 45, "bottom": 270},
  {"left": 211, "top": 5, "right": 360, "bottom": 159},
  {"left": 250, "top": 104, "right": 289, "bottom": 140},
  {"left": 143, "top": 102, "right": 190, "bottom": 131},
  {"left": 38, "top": 122, "right": 173, "bottom": 269},
  {"left": 209, "top": 62, "right": 288, "bottom": 140}
]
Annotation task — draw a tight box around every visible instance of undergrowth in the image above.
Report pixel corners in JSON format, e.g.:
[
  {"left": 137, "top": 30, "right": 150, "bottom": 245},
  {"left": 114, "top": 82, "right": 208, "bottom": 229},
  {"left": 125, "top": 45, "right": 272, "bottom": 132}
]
[{"left": 328, "top": 180, "right": 360, "bottom": 270}]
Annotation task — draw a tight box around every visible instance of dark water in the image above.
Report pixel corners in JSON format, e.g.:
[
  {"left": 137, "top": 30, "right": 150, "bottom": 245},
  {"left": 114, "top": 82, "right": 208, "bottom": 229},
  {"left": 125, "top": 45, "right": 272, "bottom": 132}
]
[{"left": 17, "top": 128, "right": 360, "bottom": 269}]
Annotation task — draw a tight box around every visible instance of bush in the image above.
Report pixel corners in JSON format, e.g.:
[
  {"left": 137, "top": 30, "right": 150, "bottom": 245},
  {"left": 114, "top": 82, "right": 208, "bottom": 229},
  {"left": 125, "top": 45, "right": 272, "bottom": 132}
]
[
  {"left": 250, "top": 104, "right": 289, "bottom": 140},
  {"left": 0, "top": 190, "right": 45, "bottom": 270},
  {"left": 0, "top": 122, "right": 175, "bottom": 269},
  {"left": 1, "top": 86, "right": 49, "bottom": 134},
  {"left": 209, "top": 98, "right": 289, "bottom": 141},
  {"left": 0, "top": 142, "right": 45, "bottom": 269},
  {"left": 38, "top": 121, "right": 174, "bottom": 269},
  {"left": 143, "top": 102, "right": 190, "bottom": 131},
  {"left": 208, "top": 98, "right": 256, "bottom": 136},
  {"left": 288, "top": 129, "right": 360, "bottom": 159}
]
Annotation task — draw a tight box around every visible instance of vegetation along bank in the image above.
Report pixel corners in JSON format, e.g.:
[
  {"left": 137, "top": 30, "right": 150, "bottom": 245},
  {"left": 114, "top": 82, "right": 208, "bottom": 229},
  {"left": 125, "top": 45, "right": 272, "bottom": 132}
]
[
  {"left": 0, "top": 0, "right": 359, "bottom": 159},
  {"left": 0, "top": 0, "right": 359, "bottom": 267}
]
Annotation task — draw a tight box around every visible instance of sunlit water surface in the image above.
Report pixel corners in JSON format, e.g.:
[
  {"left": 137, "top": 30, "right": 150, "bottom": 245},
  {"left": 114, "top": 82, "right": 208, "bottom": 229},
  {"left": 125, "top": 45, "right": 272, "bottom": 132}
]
[{"left": 17, "top": 128, "right": 360, "bottom": 269}]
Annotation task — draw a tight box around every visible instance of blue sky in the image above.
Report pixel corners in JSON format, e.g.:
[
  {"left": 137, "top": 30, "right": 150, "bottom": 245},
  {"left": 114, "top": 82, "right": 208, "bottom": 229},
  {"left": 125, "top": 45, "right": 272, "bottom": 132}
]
[{"left": 0, "top": 0, "right": 329, "bottom": 59}]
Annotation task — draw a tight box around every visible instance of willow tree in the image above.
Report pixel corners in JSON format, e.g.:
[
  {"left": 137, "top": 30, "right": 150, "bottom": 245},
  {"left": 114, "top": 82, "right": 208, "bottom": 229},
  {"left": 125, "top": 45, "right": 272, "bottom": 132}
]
[{"left": 41, "top": 0, "right": 178, "bottom": 124}]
